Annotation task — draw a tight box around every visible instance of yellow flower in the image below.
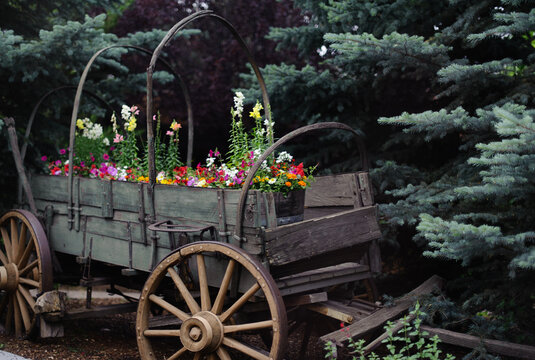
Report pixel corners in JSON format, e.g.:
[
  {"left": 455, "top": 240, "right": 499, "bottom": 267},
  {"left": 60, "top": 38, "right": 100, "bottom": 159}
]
[
  {"left": 127, "top": 116, "right": 137, "bottom": 132},
  {"left": 249, "top": 101, "right": 263, "bottom": 120},
  {"left": 287, "top": 173, "right": 297, "bottom": 180},
  {"left": 76, "top": 119, "right": 85, "bottom": 129}
]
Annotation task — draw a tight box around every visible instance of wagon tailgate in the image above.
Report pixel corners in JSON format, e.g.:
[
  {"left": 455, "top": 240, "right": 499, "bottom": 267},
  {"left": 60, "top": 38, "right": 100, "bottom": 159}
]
[{"left": 263, "top": 205, "right": 381, "bottom": 266}]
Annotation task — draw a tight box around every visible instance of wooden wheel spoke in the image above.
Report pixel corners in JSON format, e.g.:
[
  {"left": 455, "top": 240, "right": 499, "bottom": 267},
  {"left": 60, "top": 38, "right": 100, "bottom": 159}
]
[
  {"left": 212, "top": 259, "right": 235, "bottom": 315},
  {"left": 13, "top": 293, "right": 22, "bottom": 336},
  {"left": 219, "top": 282, "right": 260, "bottom": 323},
  {"left": 20, "top": 259, "right": 38, "bottom": 277},
  {"left": 15, "top": 223, "right": 27, "bottom": 264},
  {"left": 0, "top": 248, "right": 8, "bottom": 266},
  {"left": 168, "top": 267, "right": 200, "bottom": 314},
  {"left": 224, "top": 320, "right": 274, "bottom": 334},
  {"left": 15, "top": 291, "right": 31, "bottom": 332},
  {"left": 197, "top": 254, "right": 211, "bottom": 311},
  {"left": 143, "top": 329, "right": 181, "bottom": 337},
  {"left": 148, "top": 294, "right": 189, "bottom": 321},
  {"left": 10, "top": 219, "right": 19, "bottom": 262},
  {"left": 216, "top": 347, "right": 231, "bottom": 360},
  {"left": 222, "top": 337, "right": 270, "bottom": 360},
  {"left": 1, "top": 226, "right": 13, "bottom": 263},
  {"left": 167, "top": 346, "right": 188, "bottom": 360},
  {"left": 19, "top": 277, "right": 40, "bottom": 289},
  {"left": 18, "top": 285, "right": 36, "bottom": 309},
  {"left": 17, "top": 238, "right": 34, "bottom": 268}
]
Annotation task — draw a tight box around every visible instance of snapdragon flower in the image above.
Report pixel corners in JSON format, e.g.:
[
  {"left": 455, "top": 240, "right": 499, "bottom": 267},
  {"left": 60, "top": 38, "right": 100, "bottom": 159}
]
[{"left": 233, "top": 92, "right": 244, "bottom": 117}]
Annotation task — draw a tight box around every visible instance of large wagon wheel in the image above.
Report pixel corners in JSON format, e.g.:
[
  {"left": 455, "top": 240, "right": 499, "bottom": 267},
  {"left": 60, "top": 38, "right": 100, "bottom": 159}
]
[
  {"left": 0, "top": 209, "right": 53, "bottom": 337},
  {"left": 137, "top": 241, "right": 287, "bottom": 360}
]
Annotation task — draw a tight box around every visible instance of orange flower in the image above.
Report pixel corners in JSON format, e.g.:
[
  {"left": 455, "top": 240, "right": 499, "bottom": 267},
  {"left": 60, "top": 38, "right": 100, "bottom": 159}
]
[
  {"left": 285, "top": 181, "right": 291, "bottom": 187},
  {"left": 287, "top": 173, "right": 297, "bottom": 179},
  {"left": 298, "top": 181, "right": 306, "bottom": 187}
]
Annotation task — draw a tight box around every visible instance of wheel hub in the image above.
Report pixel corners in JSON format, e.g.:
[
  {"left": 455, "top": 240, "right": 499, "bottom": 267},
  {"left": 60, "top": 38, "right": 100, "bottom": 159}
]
[
  {"left": 179, "top": 311, "right": 224, "bottom": 353},
  {"left": 0, "top": 263, "right": 19, "bottom": 292}
]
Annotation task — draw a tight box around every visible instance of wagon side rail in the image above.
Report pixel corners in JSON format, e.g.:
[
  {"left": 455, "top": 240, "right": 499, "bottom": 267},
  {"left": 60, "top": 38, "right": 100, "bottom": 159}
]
[
  {"left": 66, "top": 45, "right": 193, "bottom": 230},
  {"left": 233, "top": 122, "right": 370, "bottom": 242}
]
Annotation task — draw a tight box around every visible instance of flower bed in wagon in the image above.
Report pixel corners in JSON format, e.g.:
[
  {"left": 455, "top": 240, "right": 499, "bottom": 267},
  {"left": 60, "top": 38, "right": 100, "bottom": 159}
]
[{"left": 41, "top": 92, "right": 315, "bottom": 225}]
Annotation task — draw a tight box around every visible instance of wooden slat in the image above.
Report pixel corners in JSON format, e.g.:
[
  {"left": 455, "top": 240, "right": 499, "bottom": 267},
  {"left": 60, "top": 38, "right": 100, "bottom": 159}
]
[
  {"left": 64, "top": 303, "right": 138, "bottom": 320},
  {"left": 305, "top": 173, "right": 359, "bottom": 207},
  {"left": 321, "top": 275, "right": 444, "bottom": 343},
  {"left": 421, "top": 326, "right": 535, "bottom": 360},
  {"left": 265, "top": 206, "right": 380, "bottom": 266}
]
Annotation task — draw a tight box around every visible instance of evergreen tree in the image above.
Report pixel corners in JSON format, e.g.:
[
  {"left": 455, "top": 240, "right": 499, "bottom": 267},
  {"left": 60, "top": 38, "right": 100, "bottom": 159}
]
[{"left": 241, "top": 0, "right": 535, "bottom": 339}]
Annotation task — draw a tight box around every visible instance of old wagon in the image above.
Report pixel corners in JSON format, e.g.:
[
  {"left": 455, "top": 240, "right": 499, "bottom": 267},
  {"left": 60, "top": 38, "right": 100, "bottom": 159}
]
[{"left": 1, "top": 10, "right": 382, "bottom": 360}]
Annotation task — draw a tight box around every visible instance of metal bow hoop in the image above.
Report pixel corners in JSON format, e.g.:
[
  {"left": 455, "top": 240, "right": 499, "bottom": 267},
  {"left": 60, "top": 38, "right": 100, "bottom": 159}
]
[
  {"left": 67, "top": 45, "right": 193, "bottom": 230},
  {"left": 146, "top": 10, "right": 272, "bottom": 188},
  {"left": 17, "top": 86, "right": 114, "bottom": 206},
  {"left": 233, "top": 122, "right": 370, "bottom": 242}
]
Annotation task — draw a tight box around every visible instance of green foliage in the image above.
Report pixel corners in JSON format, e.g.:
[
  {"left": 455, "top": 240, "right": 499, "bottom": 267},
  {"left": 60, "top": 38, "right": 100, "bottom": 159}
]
[
  {"left": 242, "top": 0, "right": 535, "bottom": 341},
  {"left": 325, "top": 302, "right": 455, "bottom": 360}
]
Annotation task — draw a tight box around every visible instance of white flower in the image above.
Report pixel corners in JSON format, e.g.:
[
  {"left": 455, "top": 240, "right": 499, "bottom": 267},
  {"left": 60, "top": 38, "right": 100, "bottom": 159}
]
[
  {"left": 206, "top": 156, "right": 215, "bottom": 167},
  {"left": 110, "top": 112, "right": 118, "bottom": 133},
  {"left": 196, "top": 178, "right": 206, "bottom": 187},
  {"left": 102, "top": 137, "right": 110, "bottom": 146},
  {"left": 121, "top": 105, "right": 131, "bottom": 121},
  {"left": 156, "top": 171, "right": 166, "bottom": 182},
  {"left": 276, "top": 151, "right": 293, "bottom": 163},
  {"left": 233, "top": 92, "right": 245, "bottom": 117},
  {"left": 268, "top": 178, "right": 276, "bottom": 184}
]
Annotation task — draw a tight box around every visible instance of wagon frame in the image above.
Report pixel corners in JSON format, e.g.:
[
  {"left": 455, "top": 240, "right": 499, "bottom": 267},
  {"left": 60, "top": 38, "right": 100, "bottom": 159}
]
[{"left": 1, "top": 10, "right": 382, "bottom": 360}]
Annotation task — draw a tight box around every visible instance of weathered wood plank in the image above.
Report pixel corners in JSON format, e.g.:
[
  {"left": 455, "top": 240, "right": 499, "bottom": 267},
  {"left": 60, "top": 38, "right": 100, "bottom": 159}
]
[
  {"left": 305, "top": 173, "right": 358, "bottom": 207},
  {"left": 284, "top": 292, "right": 328, "bottom": 307},
  {"left": 265, "top": 206, "right": 380, "bottom": 266},
  {"left": 64, "top": 302, "right": 138, "bottom": 320},
  {"left": 420, "top": 326, "right": 535, "bottom": 360},
  {"left": 320, "top": 275, "right": 444, "bottom": 344}
]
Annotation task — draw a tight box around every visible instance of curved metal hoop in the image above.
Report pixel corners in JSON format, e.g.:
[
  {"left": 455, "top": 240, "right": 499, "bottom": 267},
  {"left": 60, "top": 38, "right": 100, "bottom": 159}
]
[
  {"left": 66, "top": 45, "right": 193, "bottom": 230},
  {"left": 146, "top": 10, "right": 271, "bottom": 186},
  {"left": 17, "top": 86, "right": 114, "bottom": 205},
  {"left": 233, "top": 122, "right": 370, "bottom": 241}
]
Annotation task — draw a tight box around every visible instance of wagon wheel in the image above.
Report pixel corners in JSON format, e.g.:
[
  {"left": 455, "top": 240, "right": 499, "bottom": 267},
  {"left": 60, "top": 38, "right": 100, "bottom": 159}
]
[
  {"left": 137, "top": 241, "right": 287, "bottom": 360},
  {"left": 0, "top": 210, "right": 53, "bottom": 337}
]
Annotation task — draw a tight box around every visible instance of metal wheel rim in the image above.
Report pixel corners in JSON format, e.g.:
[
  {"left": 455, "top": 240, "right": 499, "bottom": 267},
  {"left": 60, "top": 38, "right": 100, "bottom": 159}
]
[
  {"left": 137, "top": 241, "right": 287, "bottom": 360},
  {"left": 0, "top": 209, "right": 53, "bottom": 337}
]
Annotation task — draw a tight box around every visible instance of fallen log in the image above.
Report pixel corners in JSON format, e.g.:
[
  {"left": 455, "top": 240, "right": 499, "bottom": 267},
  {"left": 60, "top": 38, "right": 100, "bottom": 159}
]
[
  {"left": 421, "top": 326, "right": 535, "bottom": 360},
  {"left": 320, "top": 274, "right": 444, "bottom": 344}
]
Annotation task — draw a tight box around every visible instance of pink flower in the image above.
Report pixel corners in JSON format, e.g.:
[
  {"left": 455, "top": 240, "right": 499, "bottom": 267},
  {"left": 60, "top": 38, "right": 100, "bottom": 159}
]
[
  {"left": 91, "top": 156, "right": 95, "bottom": 162},
  {"left": 55, "top": 160, "right": 62, "bottom": 166},
  {"left": 59, "top": 149, "right": 66, "bottom": 155},
  {"left": 113, "top": 133, "right": 124, "bottom": 143},
  {"left": 166, "top": 130, "right": 173, "bottom": 136},
  {"left": 103, "top": 153, "right": 109, "bottom": 161},
  {"left": 41, "top": 156, "right": 47, "bottom": 161}
]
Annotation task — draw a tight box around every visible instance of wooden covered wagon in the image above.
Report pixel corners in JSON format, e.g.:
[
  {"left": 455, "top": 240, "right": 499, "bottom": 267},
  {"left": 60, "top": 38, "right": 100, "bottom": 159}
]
[{"left": 1, "top": 11, "right": 382, "bottom": 360}]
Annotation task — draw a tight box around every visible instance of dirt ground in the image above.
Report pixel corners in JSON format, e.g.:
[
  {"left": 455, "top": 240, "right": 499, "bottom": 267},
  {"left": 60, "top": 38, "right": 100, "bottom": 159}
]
[{"left": 0, "top": 297, "right": 326, "bottom": 360}]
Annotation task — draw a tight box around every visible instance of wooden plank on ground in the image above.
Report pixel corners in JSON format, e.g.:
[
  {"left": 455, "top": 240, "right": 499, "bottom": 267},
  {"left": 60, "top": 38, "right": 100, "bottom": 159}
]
[
  {"left": 421, "top": 326, "right": 535, "bottom": 360},
  {"left": 307, "top": 300, "right": 376, "bottom": 324},
  {"left": 320, "top": 275, "right": 444, "bottom": 344}
]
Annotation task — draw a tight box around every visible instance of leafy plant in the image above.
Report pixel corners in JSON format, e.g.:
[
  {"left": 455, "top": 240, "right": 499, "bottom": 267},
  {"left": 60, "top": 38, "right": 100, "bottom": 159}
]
[{"left": 325, "top": 302, "right": 455, "bottom": 360}]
